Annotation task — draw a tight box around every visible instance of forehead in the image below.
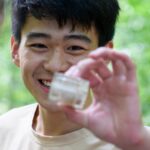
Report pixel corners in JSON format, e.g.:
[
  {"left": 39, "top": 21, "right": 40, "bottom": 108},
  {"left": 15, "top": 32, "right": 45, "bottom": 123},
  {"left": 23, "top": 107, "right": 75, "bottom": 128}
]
[{"left": 21, "top": 16, "right": 98, "bottom": 41}]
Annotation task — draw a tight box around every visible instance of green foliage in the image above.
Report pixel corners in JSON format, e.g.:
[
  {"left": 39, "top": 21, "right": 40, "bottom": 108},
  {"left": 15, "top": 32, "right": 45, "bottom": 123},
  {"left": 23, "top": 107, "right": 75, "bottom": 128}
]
[
  {"left": 0, "top": 9, "right": 34, "bottom": 114},
  {"left": 0, "top": 0, "right": 150, "bottom": 125},
  {"left": 115, "top": 0, "right": 150, "bottom": 125}
]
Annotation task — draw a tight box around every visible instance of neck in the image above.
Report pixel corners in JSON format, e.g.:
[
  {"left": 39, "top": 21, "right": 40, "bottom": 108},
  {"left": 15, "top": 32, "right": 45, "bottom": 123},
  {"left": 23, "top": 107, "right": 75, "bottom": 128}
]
[
  {"left": 33, "top": 90, "right": 92, "bottom": 136},
  {"left": 33, "top": 105, "right": 82, "bottom": 136}
]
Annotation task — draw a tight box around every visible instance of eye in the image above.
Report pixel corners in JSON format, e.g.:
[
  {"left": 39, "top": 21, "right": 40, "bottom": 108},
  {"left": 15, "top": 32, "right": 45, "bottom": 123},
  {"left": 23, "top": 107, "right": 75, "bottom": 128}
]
[
  {"left": 67, "top": 46, "right": 85, "bottom": 51},
  {"left": 29, "top": 43, "right": 48, "bottom": 52},
  {"left": 30, "top": 43, "right": 47, "bottom": 49}
]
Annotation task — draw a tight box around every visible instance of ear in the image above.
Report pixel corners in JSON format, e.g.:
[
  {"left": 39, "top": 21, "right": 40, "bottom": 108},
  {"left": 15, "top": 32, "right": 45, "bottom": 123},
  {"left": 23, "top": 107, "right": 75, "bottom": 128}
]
[
  {"left": 11, "top": 36, "right": 20, "bottom": 67},
  {"left": 105, "top": 41, "right": 113, "bottom": 48}
]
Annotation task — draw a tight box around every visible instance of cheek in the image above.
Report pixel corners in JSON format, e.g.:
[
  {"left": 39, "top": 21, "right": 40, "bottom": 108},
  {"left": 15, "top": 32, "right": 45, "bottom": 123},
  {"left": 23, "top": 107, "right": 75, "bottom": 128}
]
[
  {"left": 19, "top": 52, "right": 43, "bottom": 77},
  {"left": 67, "top": 53, "right": 89, "bottom": 65},
  {"left": 20, "top": 58, "right": 34, "bottom": 85}
]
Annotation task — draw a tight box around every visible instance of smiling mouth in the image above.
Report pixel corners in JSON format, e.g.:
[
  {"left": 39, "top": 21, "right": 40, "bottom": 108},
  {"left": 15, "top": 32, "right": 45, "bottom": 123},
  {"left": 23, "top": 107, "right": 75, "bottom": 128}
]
[{"left": 39, "top": 79, "right": 51, "bottom": 88}]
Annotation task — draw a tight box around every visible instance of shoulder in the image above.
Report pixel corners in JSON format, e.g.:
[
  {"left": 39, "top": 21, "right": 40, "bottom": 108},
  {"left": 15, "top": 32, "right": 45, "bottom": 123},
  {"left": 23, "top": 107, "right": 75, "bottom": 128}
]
[
  {"left": 0, "top": 103, "right": 37, "bottom": 129},
  {"left": 0, "top": 104, "right": 37, "bottom": 147},
  {"left": 0, "top": 103, "right": 37, "bottom": 119}
]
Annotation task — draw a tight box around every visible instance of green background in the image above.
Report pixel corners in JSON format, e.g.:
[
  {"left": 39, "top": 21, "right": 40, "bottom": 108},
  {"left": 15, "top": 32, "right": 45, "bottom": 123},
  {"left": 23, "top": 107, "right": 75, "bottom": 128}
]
[{"left": 0, "top": 0, "right": 150, "bottom": 125}]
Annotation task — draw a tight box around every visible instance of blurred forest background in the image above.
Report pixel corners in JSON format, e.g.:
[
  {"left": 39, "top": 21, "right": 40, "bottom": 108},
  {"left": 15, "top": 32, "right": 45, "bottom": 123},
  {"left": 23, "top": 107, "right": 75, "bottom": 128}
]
[{"left": 0, "top": 0, "right": 150, "bottom": 125}]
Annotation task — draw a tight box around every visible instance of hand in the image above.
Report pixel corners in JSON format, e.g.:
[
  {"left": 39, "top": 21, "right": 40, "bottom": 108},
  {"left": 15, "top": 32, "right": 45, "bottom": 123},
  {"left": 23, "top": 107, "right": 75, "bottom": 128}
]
[{"left": 60, "top": 48, "right": 148, "bottom": 149}]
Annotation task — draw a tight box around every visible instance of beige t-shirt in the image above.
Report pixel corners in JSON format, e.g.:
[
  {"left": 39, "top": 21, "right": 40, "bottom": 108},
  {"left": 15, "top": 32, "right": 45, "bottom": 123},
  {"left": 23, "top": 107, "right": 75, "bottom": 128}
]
[{"left": 0, "top": 104, "right": 120, "bottom": 150}]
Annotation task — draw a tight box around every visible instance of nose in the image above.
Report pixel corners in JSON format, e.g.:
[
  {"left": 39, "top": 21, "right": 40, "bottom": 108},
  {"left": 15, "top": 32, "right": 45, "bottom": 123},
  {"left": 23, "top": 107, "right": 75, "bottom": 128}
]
[{"left": 44, "top": 50, "right": 70, "bottom": 73}]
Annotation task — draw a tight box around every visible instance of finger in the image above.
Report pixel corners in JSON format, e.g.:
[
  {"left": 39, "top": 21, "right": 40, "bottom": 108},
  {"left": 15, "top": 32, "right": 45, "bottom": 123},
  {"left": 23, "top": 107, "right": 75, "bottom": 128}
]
[
  {"left": 76, "top": 67, "right": 103, "bottom": 88},
  {"left": 65, "top": 65, "right": 78, "bottom": 77},
  {"left": 60, "top": 105, "right": 88, "bottom": 127},
  {"left": 89, "top": 47, "right": 113, "bottom": 60},
  {"left": 112, "top": 60, "right": 127, "bottom": 77},
  {"left": 76, "top": 58, "right": 101, "bottom": 75},
  {"left": 95, "top": 59, "right": 112, "bottom": 80},
  {"left": 66, "top": 59, "right": 103, "bottom": 87},
  {"left": 90, "top": 49, "right": 136, "bottom": 81},
  {"left": 112, "top": 52, "right": 136, "bottom": 81},
  {"left": 74, "top": 58, "right": 104, "bottom": 83}
]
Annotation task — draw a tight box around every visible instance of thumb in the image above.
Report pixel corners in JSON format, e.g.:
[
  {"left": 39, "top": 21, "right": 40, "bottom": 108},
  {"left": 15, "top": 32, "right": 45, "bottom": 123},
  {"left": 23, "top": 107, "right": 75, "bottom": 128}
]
[{"left": 61, "top": 106, "right": 88, "bottom": 127}]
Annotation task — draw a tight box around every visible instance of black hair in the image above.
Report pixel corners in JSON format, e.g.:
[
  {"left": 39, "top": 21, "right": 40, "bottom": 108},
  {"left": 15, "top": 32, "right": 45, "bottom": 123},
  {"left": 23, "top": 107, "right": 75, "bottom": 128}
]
[{"left": 12, "top": 0, "right": 120, "bottom": 46}]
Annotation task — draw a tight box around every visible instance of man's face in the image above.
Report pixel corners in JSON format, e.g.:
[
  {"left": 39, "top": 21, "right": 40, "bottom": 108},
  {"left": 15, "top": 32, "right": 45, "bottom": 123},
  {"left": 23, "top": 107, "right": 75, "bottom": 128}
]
[{"left": 11, "top": 16, "right": 99, "bottom": 110}]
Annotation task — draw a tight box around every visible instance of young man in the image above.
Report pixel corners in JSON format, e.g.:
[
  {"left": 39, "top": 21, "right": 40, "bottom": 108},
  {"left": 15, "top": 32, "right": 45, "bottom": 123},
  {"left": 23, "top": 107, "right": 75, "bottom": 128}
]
[{"left": 0, "top": 0, "right": 150, "bottom": 150}]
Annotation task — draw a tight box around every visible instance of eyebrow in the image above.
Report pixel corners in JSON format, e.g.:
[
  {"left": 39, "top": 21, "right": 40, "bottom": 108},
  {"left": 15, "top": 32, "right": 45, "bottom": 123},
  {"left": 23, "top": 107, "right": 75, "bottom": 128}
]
[
  {"left": 64, "top": 34, "right": 92, "bottom": 44},
  {"left": 26, "top": 32, "right": 51, "bottom": 40},
  {"left": 26, "top": 32, "right": 92, "bottom": 44}
]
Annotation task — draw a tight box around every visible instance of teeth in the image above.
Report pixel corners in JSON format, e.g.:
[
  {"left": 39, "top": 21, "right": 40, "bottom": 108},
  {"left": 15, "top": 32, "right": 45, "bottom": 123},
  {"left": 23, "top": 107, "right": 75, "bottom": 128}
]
[{"left": 42, "top": 80, "right": 51, "bottom": 87}]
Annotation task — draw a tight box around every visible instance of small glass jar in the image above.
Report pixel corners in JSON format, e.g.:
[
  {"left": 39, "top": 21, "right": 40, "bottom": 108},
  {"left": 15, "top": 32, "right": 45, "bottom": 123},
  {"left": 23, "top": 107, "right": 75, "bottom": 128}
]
[{"left": 48, "top": 72, "right": 89, "bottom": 109}]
